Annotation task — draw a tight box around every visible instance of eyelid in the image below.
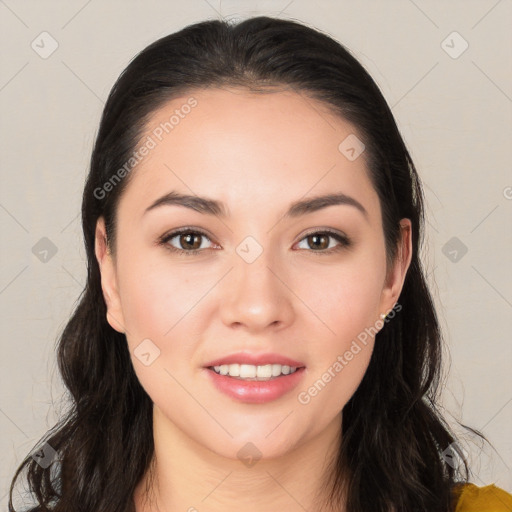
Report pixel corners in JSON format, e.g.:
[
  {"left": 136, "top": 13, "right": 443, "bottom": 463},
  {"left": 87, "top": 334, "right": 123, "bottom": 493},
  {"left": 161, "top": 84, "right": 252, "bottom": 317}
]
[
  {"left": 158, "top": 226, "right": 351, "bottom": 255},
  {"left": 298, "top": 226, "right": 348, "bottom": 240},
  {"left": 158, "top": 226, "right": 217, "bottom": 252},
  {"left": 294, "top": 227, "right": 351, "bottom": 253}
]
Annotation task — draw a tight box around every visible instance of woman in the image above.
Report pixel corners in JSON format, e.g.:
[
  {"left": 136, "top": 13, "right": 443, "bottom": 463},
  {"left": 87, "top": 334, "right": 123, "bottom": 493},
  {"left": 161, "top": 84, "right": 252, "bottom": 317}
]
[{"left": 8, "top": 15, "right": 512, "bottom": 512}]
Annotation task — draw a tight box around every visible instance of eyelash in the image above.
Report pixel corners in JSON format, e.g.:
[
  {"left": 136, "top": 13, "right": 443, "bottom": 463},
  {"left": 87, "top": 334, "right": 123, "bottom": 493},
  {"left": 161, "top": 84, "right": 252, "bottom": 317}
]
[{"left": 157, "top": 227, "right": 351, "bottom": 257}]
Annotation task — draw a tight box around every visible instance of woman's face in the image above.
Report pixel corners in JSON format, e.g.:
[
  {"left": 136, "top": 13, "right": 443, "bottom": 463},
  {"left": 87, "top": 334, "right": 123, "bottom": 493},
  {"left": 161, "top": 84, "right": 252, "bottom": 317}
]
[{"left": 96, "top": 87, "right": 411, "bottom": 460}]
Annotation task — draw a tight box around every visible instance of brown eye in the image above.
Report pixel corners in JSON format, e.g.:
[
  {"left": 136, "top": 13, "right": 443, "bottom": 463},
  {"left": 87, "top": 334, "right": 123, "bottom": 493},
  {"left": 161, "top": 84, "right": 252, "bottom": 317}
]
[
  {"left": 179, "top": 232, "right": 202, "bottom": 250},
  {"left": 296, "top": 230, "right": 351, "bottom": 254},
  {"left": 158, "top": 229, "right": 214, "bottom": 256},
  {"left": 306, "top": 233, "right": 330, "bottom": 250}
]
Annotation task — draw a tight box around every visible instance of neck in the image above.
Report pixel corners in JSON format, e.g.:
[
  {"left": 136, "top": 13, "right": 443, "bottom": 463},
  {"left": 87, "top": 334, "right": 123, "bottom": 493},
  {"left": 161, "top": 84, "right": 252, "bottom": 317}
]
[{"left": 134, "top": 405, "right": 345, "bottom": 511}]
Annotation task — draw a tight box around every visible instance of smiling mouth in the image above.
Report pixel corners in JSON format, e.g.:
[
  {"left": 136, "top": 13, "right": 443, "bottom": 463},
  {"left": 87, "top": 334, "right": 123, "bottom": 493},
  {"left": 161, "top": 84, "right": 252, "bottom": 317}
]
[{"left": 208, "top": 363, "right": 304, "bottom": 381}]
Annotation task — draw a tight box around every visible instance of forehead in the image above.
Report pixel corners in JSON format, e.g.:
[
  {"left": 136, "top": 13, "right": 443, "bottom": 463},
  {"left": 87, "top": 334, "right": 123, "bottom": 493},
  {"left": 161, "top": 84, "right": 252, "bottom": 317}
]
[{"left": 118, "top": 87, "right": 380, "bottom": 224}]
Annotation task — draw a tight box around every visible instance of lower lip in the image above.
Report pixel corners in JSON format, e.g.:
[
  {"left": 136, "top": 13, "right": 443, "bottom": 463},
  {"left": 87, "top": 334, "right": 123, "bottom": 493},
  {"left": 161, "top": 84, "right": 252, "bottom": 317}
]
[{"left": 204, "top": 367, "right": 306, "bottom": 404}]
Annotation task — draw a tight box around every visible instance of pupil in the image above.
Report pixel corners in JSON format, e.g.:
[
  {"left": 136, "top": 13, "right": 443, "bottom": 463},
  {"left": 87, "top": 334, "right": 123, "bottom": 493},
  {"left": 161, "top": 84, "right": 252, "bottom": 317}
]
[
  {"left": 182, "top": 233, "right": 200, "bottom": 250},
  {"left": 310, "top": 234, "right": 327, "bottom": 250}
]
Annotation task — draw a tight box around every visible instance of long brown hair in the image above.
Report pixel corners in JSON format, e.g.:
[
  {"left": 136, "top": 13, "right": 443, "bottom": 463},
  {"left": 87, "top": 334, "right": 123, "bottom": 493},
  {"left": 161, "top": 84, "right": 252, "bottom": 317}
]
[{"left": 9, "top": 16, "right": 479, "bottom": 511}]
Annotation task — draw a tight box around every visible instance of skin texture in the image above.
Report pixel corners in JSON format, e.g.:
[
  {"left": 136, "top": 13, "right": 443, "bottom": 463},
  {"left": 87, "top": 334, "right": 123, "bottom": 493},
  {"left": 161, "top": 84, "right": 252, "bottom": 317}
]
[{"left": 94, "top": 87, "right": 412, "bottom": 511}]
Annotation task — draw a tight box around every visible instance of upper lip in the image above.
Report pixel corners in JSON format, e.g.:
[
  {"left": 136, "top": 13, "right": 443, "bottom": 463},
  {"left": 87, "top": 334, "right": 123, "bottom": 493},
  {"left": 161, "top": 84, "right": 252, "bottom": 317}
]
[{"left": 204, "top": 352, "right": 305, "bottom": 368}]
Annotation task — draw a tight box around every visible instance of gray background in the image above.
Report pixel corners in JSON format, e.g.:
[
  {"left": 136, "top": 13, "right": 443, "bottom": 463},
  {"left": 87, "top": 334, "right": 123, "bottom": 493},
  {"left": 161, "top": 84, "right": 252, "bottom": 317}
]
[{"left": 1, "top": 0, "right": 511, "bottom": 505}]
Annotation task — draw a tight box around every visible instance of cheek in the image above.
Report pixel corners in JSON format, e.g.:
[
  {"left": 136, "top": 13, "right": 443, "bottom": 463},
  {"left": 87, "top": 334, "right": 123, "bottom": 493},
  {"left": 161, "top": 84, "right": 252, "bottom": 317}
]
[
  {"left": 305, "top": 251, "right": 385, "bottom": 342},
  {"left": 117, "top": 260, "right": 205, "bottom": 407},
  {"left": 115, "top": 255, "right": 211, "bottom": 399},
  {"left": 297, "top": 284, "right": 377, "bottom": 417},
  {"left": 295, "top": 253, "right": 384, "bottom": 410},
  {"left": 117, "top": 251, "right": 209, "bottom": 342}
]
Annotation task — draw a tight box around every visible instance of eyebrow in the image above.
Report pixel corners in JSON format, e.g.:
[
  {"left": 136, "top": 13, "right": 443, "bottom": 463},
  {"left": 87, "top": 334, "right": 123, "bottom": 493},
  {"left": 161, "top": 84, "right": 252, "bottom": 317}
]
[{"left": 144, "top": 190, "right": 368, "bottom": 221}]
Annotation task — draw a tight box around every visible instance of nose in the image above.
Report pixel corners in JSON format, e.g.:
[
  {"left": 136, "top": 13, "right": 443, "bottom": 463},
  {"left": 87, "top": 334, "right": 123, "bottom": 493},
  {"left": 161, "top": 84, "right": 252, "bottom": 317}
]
[{"left": 219, "top": 246, "right": 295, "bottom": 333}]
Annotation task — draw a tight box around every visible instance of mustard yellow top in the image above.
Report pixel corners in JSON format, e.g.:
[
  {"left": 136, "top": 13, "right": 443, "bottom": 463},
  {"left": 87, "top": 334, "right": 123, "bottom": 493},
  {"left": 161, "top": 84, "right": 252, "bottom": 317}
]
[{"left": 454, "top": 483, "right": 512, "bottom": 511}]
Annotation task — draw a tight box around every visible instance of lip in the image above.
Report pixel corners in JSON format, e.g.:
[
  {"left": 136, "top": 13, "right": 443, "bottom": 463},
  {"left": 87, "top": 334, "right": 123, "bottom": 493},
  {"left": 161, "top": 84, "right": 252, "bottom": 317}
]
[
  {"left": 204, "top": 366, "right": 306, "bottom": 404},
  {"left": 203, "top": 352, "right": 305, "bottom": 368}
]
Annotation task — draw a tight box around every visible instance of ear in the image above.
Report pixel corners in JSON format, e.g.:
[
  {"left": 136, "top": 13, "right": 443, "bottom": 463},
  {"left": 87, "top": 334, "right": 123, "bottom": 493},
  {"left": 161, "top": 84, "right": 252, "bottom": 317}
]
[
  {"left": 378, "top": 218, "right": 413, "bottom": 317},
  {"left": 95, "top": 217, "right": 126, "bottom": 333}
]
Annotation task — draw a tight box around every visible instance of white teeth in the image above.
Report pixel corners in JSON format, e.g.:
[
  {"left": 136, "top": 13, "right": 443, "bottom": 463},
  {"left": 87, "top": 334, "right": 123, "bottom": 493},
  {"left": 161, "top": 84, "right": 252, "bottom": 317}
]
[
  {"left": 211, "top": 363, "right": 300, "bottom": 380},
  {"left": 256, "top": 364, "right": 272, "bottom": 378},
  {"left": 239, "top": 364, "right": 257, "bottom": 378}
]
